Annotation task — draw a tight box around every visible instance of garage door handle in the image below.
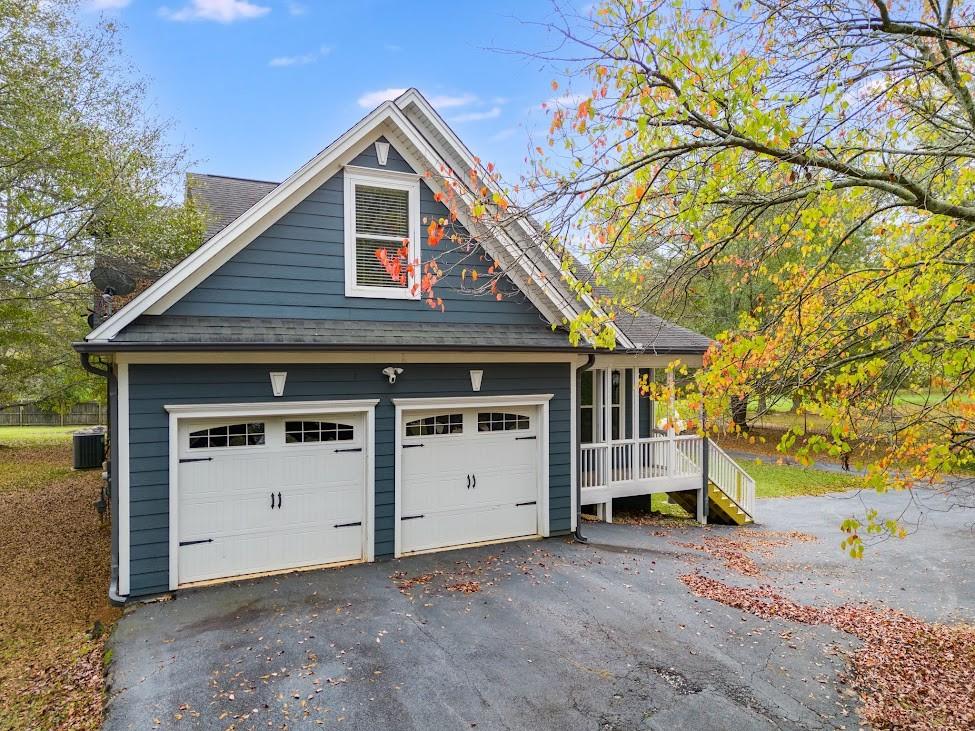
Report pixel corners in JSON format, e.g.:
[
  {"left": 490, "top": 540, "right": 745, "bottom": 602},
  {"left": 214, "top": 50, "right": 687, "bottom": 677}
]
[
  {"left": 466, "top": 474, "right": 471, "bottom": 490},
  {"left": 401, "top": 514, "right": 424, "bottom": 520},
  {"left": 277, "top": 492, "right": 282, "bottom": 509},
  {"left": 335, "top": 447, "right": 362, "bottom": 453},
  {"left": 472, "top": 474, "right": 476, "bottom": 489},
  {"left": 334, "top": 521, "right": 362, "bottom": 528},
  {"left": 402, "top": 444, "right": 424, "bottom": 448},
  {"left": 179, "top": 457, "right": 213, "bottom": 463},
  {"left": 516, "top": 501, "right": 537, "bottom": 507},
  {"left": 179, "top": 538, "right": 213, "bottom": 546},
  {"left": 271, "top": 492, "right": 275, "bottom": 509},
  {"left": 515, "top": 436, "right": 536, "bottom": 441}
]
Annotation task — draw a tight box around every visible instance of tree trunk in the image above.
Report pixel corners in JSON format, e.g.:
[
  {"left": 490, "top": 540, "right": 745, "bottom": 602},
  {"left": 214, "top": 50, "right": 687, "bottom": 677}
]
[{"left": 730, "top": 395, "right": 748, "bottom": 430}]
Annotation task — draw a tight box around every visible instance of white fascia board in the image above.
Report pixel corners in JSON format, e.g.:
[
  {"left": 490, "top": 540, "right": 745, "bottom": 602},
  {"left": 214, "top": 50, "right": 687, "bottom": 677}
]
[
  {"left": 395, "top": 89, "right": 632, "bottom": 349},
  {"left": 163, "top": 399, "right": 380, "bottom": 419},
  {"left": 392, "top": 394, "right": 554, "bottom": 409},
  {"left": 86, "top": 102, "right": 404, "bottom": 343}
]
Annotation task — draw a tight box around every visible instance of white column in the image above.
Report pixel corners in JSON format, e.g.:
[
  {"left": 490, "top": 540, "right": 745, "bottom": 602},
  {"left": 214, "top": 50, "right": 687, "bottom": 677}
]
[
  {"left": 666, "top": 369, "right": 677, "bottom": 478},
  {"left": 630, "top": 367, "right": 640, "bottom": 480},
  {"left": 602, "top": 368, "right": 613, "bottom": 521}
]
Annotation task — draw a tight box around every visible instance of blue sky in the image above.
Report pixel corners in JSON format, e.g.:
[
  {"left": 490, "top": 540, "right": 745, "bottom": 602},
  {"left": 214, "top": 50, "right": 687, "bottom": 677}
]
[{"left": 84, "top": 0, "right": 586, "bottom": 188}]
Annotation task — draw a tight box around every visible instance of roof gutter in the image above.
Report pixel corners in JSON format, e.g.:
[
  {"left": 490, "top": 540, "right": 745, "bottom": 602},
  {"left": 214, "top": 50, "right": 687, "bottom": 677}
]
[
  {"left": 573, "top": 353, "right": 596, "bottom": 544},
  {"left": 72, "top": 341, "right": 709, "bottom": 356}
]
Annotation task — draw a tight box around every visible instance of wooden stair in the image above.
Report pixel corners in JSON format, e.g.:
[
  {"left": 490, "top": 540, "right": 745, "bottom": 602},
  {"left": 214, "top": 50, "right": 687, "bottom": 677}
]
[{"left": 667, "top": 483, "right": 753, "bottom": 526}]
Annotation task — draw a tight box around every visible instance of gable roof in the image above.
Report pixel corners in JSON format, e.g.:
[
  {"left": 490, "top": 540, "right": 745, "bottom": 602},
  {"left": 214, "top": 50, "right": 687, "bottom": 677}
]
[{"left": 82, "top": 89, "right": 711, "bottom": 355}]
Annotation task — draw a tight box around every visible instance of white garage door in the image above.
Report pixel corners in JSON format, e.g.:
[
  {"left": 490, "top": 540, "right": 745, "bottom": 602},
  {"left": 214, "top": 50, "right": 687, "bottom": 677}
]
[
  {"left": 176, "top": 413, "right": 366, "bottom": 585},
  {"left": 400, "top": 407, "right": 541, "bottom": 554}
]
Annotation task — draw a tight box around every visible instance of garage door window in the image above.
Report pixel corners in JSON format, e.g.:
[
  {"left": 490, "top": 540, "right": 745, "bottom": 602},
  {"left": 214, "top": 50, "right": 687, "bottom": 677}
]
[
  {"left": 189, "top": 422, "right": 265, "bottom": 449},
  {"left": 285, "top": 420, "right": 355, "bottom": 444},
  {"left": 405, "top": 413, "right": 463, "bottom": 437},
  {"left": 477, "top": 412, "right": 530, "bottom": 432}
]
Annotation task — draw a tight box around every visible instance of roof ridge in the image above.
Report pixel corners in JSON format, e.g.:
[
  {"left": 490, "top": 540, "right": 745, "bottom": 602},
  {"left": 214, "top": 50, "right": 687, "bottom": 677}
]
[{"left": 188, "top": 171, "right": 280, "bottom": 185}]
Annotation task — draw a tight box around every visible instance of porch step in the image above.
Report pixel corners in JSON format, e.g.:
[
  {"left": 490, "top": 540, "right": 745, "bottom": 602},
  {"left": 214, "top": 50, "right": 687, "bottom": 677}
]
[{"left": 666, "top": 483, "right": 753, "bottom": 526}]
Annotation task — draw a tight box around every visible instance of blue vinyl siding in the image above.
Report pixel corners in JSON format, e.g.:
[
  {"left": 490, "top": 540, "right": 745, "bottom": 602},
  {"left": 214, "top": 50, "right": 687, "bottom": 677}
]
[
  {"left": 125, "top": 362, "right": 572, "bottom": 597},
  {"left": 166, "top": 137, "right": 546, "bottom": 325}
]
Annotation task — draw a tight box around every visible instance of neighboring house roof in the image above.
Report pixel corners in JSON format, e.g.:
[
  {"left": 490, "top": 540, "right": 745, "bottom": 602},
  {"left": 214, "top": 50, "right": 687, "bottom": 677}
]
[
  {"left": 186, "top": 173, "right": 277, "bottom": 241},
  {"left": 80, "top": 89, "right": 711, "bottom": 355}
]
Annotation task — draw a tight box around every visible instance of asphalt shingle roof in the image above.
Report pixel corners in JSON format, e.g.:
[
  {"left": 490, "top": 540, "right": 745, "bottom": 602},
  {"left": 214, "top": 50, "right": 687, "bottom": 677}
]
[
  {"left": 95, "top": 316, "right": 582, "bottom": 351},
  {"left": 187, "top": 173, "right": 278, "bottom": 242}
]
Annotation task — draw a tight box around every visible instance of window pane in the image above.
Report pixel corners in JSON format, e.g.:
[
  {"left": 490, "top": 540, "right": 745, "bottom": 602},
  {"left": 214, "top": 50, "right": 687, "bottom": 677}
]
[
  {"left": 581, "top": 409, "right": 593, "bottom": 443},
  {"left": 355, "top": 238, "right": 407, "bottom": 289},
  {"left": 248, "top": 434, "right": 265, "bottom": 446},
  {"left": 229, "top": 434, "right": 246, "bottom": 447},
  {"left": 209, "top": 434, "right": 228, "bottom": 448},
  {"left": 355, "top": 185, "right": 409, "bottom": 237},
  {"left": 581, "top": 371, "right": 593, "bottom": 406},
  {"left": 285, "top": 421, "right": 301, "bottom": 432},
  {"left": 286, "top": 432, "right": 301, "bottom": 444},
  {"left": 228, "top": 423, "right": 246, "bottom": 435},
  {"left": 189, "top": 436, "right": 207, "bottom": 449}
]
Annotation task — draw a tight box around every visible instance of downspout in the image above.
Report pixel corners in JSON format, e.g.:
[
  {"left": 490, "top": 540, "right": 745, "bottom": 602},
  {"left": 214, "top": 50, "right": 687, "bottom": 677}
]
[
  {"left": 80, "top": 352, "right": 111, "bottom": 510},
  {"left": 573, "top": 353, "right": 596, "bottom": 544}
]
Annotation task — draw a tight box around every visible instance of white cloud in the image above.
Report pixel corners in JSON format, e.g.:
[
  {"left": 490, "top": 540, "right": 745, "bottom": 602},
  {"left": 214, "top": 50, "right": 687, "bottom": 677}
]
[
  {"left": 384, "top": 44, "right": 402, "bottom": 53},
  {"left": 427, "top": 93, "right": 478, "bottom": 109},
  {"left": 86, "top": 0, "right": 131, "bottom": 9},
  {"left": 356, "top": 88, "right": 408, "bottom": 108},
  {"left": 269, "top": 45, "right": 331, "bottom": 68},
  {"left": 287, "top": 1, "right": 306, "bottom": 14},
  {"left": 545, "top": 93, "right": 587, "bottom": 108},
  {"left": 449, "top": 106, "right": 502, "bottom": 123},
  {"left": 160, "top": 0, "right": 270, "bottom": 23},
  {"left": 490, "top": 127, "right": 518, "bottom": 142}
]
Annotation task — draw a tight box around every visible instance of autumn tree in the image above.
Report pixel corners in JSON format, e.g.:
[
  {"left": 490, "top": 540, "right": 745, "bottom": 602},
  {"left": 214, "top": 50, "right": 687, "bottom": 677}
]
[
  {"left": 384, "top": 0, "right": 972, "bottom": 552},
  {"left": 0, "top": 0, "right": 203, "bottom": 413}
]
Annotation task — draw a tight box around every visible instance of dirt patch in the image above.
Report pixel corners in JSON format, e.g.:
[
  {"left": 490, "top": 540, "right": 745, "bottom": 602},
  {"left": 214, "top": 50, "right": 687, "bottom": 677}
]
[
  {"left": 680, "top": 574, "right": 975, "bottom": 730},
  {"left": 0, "top": 444, "right": 120, "bottom": 730}
]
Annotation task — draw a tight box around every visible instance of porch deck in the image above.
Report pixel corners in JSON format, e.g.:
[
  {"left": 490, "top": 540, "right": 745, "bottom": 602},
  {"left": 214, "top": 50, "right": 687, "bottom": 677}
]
[{"left": 578, "top": 434, "right": 756, "bottom": 524}]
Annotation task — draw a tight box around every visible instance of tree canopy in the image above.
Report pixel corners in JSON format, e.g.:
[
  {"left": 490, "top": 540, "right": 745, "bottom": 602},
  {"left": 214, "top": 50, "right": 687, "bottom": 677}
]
[
  {"left": 0, "top": 0, "right": 203, "bottom": 412},
  {"left": 402, "top": 0, "right": 975, "bottom": 552}
]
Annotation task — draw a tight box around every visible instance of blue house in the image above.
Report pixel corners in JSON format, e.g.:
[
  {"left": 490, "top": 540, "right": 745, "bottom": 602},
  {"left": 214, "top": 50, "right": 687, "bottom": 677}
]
[{"left": 76, "top": 89, "right": 754, "bottom": 602}]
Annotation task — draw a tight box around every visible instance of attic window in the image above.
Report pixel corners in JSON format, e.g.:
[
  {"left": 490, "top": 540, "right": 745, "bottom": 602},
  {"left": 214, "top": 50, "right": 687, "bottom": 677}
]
[{"left": 344, "top": 166, "right": 420, "bottom": 300}]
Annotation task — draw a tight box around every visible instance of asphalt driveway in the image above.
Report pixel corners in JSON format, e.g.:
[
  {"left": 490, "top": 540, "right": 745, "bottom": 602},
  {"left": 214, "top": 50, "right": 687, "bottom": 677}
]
[{"left": 105, "top": 486, "right": 974, "bottom": 730}]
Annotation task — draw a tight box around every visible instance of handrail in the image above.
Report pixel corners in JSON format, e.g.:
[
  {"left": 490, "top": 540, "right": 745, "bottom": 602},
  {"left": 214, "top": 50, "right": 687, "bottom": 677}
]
[
  {"left": 706, "top": 440, "right": 756, "bottom": 518},
  {"left": 578, "top": 435, "right": 755, "bottom": 520}
]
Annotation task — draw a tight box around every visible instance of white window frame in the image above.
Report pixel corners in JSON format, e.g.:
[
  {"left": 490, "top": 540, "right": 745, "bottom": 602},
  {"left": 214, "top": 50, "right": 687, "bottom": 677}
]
[{"left": 343, "top": 165, "right": 421, "bottom": 300}]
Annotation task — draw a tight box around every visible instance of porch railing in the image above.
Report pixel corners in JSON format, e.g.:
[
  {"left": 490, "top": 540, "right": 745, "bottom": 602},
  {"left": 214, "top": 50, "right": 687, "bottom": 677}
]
[{"left": 578, "top": 434, "right": 755, "bottom": 519}]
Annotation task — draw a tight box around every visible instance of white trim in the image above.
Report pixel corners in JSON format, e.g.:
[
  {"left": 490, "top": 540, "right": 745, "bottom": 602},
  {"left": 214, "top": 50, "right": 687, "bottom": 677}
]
[
  {"left": 166, "top": 398, "right": 378, "bottom": 591},
  {"left": 394, "top": 89, "right": 633, "bottom": 348},
  {"left": 164, "top": 398, "right": 380, "bottom": 417},
  {"left": 117, "top": 363, "right": 130, "bottom": 597},
  {"left": 116, "top": 351, "right": 581, "bottom": 365},
  {"left": 591, "top": 353, "right": 704, "bottom": 368},
  {"left": 391, "top": 394, "right": 554, "bottom": 408},
  {"left": 343, "top": 166, "right": 421, "bottom": 300},
  {"left": 569, "top": 361, "right": 578, "bottom": 531},
  {"left": 392, "top": 393, "right": 554, "bottom": 557}
]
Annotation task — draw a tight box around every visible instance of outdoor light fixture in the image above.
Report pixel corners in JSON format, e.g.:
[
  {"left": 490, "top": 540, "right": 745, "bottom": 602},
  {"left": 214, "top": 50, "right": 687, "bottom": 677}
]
[
  {"left": 470, "top": 369, "right": 483, "bottom": 392},
  {"left": 269, "top": 371, "right": 287, "bottom": 397},
  {"left": 383, "top": 366, "right": 403, "bottom": 384},
  {"left": 375, "top": 140, "right": 390, "bottom": 166}
]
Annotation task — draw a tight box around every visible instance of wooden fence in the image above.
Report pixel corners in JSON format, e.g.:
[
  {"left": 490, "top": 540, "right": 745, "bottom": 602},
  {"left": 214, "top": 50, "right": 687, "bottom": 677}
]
[{"left": 0, "top": 402, "right": 107, "bottom": 426}]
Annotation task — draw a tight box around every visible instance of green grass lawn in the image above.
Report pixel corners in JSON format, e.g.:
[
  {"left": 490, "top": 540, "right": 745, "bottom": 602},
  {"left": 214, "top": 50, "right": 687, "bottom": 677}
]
[
  {"left": 744, "top": 460, "right": 861, "bottom": 498},
  {"left": 0, "top": 426, "right": 79, "bottom": 446}
]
